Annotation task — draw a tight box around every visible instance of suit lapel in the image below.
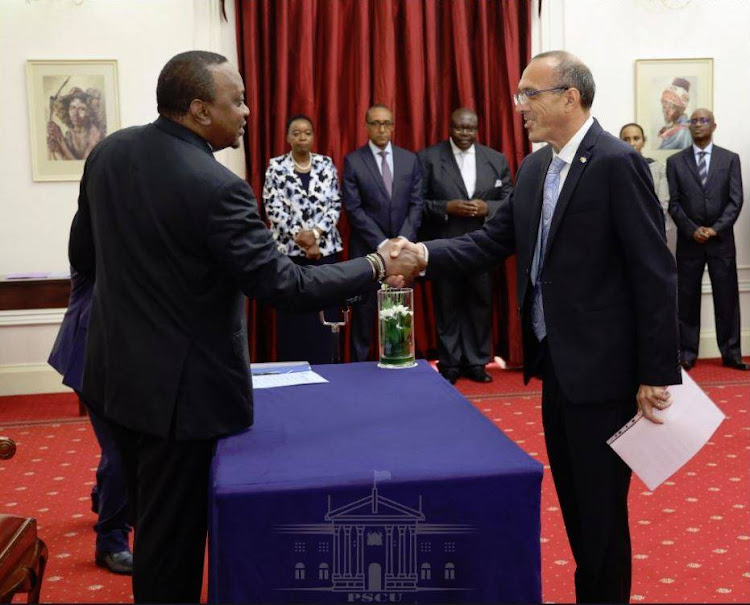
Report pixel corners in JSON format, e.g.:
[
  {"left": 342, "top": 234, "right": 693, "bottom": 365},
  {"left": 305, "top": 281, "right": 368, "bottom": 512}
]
[
  {"left": 440, "top": 141, "right": 469, "bottom": 199},
  {"left": 361, "top": 145, "right": 390, "bottom": 200},
  {"left": 704, "top": 145, "right": 723, "bottom": 190},
  {"left": 542, "top": 123, "right": 598, "bottom": 266},
  {"left": 527, "top": 147, "right": 553, "bottom": 257},
  {"left": 474, "top": 145, "right": 494, "bottom": 194},
  {"left": 682, "top": 147, "right": 703, "bottom": 189},
  {"left": 391, "top": 145, "right": 403, "bottom": 201}
]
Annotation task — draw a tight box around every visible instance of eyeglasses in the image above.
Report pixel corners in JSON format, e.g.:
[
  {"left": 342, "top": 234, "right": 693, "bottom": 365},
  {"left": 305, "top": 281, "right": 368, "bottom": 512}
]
[
  {"left": 450, "top": 124, "right": 478, "bottom": 133},
  {"left": 689, "top": 117, "right": 712, "bottom": 125},
  {"left": 513, "top": 87, "right": 568, "bottom": 106},
  {"left": 367, "top": 120, "right": 394, "bottom": 129}
]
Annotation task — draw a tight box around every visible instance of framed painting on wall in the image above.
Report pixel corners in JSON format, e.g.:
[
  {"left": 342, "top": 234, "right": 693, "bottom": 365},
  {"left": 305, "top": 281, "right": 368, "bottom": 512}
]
[
  {"left": 26, "top": 59, "right": 120, "bottom": 181},
  {"left": 635, "top": 58, "right": 713, "bottom": 163}
]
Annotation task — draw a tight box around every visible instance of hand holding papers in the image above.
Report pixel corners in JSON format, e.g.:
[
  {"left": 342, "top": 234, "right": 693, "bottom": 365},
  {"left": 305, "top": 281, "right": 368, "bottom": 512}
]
[
  {"left": 250, "top": 361, "right": 328, "bottom": 390},
  {"left": 608, "top": 369, "right": 725, "bottom": 491}
]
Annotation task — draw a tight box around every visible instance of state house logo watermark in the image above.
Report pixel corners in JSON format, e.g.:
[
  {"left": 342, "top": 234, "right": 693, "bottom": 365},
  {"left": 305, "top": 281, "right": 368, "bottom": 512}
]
[{"left": 275, "top": 472, "right": 475, "bottom": 602}]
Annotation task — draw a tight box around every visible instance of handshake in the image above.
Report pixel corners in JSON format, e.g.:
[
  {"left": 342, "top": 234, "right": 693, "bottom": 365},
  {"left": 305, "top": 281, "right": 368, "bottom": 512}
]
[{"left": 373, "top": 238, "right": 427, "bottom": 288}]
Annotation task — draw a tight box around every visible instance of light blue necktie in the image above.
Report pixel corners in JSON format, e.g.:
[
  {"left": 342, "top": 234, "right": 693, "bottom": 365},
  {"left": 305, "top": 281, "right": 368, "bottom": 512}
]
[{"left": 530, "top": 156, "right": 567, "bottom": 341}]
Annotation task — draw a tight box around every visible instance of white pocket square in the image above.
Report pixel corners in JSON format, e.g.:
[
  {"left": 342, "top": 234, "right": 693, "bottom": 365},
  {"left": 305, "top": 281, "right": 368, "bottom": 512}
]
[{"left": 494, "top": 179, "right": 503, "bottom": 187}]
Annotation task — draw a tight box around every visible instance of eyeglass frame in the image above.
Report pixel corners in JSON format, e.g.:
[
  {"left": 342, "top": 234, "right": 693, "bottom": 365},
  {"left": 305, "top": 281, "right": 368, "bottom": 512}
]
[
  {"left": 366, "top": 120, "right": 394, "bottom": 129},
  {"left": 513, "top": 86, "right": 569, "bottom": 106},
  {"left": 688, "top": 117, "right": 712, "bottom": 125}
]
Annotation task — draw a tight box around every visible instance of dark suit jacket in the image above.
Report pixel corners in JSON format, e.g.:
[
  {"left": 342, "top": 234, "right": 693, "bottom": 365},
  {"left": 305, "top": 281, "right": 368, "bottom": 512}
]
[
  {"left": 48, "top": 269, "right": 92, "bottom": 392},
  {"left": 666, "top": 145, "right": 743, "bottom": 257},
  {"left": 418, "top": 140, "right": 513, "bottom": 239},
  {"left": 69, "top": 117, "right": 374, "bottom": 441},
  {"left": 342, "top": 143, "right": 423, "bottom": 258},
  {"left": 425, "top": 120, "right": 681, "bottom": 402}
]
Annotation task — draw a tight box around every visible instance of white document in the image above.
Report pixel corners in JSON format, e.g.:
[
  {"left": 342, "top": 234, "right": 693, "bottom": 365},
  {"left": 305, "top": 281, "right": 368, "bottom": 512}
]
[
  {"left": 607, "top": 369, "right": 725, "bottom": 491},
  {"left": 251, "top": 370, "right": 328, "bottom": 390},
  {"left": 249, "top": 361, "right": 329, "bottom": 390}
]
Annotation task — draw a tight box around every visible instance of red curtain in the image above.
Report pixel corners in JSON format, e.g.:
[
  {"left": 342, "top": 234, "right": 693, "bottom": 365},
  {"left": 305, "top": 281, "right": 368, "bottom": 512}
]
[{"left": 235, "top": 0, "right": 531, "bottom": 364}]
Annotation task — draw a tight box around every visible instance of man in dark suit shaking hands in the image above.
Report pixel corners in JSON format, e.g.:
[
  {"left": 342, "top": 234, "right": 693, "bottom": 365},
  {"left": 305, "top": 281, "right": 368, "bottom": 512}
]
[
  {"left": 343, "top": 105, "right": 423, "bottom": 361},
  {"left": 393, "top": 51, "right": 680, "bottom": 602},
  {"left": 68, "top": 52, "right": 422, "bottom": 603},
  {"left": 418, "top": 108, "right": 513, "bottom": 384},
  {"left": 667, "top": 108, "right": 748, "bottom": 371}
]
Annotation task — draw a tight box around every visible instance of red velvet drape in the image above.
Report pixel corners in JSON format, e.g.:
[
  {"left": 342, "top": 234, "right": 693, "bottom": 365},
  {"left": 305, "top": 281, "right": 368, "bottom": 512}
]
[{"left": 235, "top": 0, "right": 531, "bottom": 364}]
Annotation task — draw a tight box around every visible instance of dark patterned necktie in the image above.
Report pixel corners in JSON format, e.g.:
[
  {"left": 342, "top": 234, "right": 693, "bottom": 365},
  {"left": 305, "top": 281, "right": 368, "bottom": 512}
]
[
  {"left": 379, "top": 150, "right": 392, "bottom": 197},
  {"left": 697, "top": 151, "right": 707, "bottom": 187}
]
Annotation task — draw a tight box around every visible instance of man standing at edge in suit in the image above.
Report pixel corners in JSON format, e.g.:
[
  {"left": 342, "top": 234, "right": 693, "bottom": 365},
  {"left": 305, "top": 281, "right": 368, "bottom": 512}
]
[
  {"left": 392, "top": 51, "right": 680, "bottom": 603},
  {"left": 343, "top": 105, "right": 424, "bottom": 361},
  {"left": 68, "top": 51, "right": 422, "bottom": 603},
  {"left": 418, "top": 107, "right": 514, "bottom": 384},
  {"left": 667, "top": 108, "right": 748, "bottom": 371}
]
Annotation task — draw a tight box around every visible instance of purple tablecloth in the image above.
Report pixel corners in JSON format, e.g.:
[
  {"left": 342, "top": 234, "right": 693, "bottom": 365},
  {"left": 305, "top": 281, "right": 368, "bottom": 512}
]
[{"left": 208, "top": 361, "right": 542, "bottom": 603}]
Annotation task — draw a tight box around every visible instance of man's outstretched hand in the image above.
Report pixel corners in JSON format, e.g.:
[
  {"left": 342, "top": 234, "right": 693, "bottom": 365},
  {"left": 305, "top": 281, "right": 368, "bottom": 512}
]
[{"left": 378, "top": 238, "right": 427, "bottom": 287}]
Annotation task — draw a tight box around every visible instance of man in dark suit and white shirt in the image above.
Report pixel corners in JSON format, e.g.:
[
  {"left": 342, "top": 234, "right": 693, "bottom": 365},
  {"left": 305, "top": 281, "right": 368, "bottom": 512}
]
[
  {"left": 68, "top": 51, "right": 422, "bottom": 603},
  {"left": 419, "top": 108, "right": 513, "bottom": 384},
  {"left": 343, "top": 105, "right": 423, "bottom": 361},
  {"left": 393, "top": 51, "right": 680, "bottom": 603},
  {"left": 667, "top": 108, "right": 748, "bottom": 371}
]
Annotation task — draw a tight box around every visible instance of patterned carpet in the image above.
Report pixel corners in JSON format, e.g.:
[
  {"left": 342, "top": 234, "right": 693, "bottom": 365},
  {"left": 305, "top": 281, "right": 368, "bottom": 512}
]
[{"left": 0, "top": 358, "right": 748, "bottom": 603}]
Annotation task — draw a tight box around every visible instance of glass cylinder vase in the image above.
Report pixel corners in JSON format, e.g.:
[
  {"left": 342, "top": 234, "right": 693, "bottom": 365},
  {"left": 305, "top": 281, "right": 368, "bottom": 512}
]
[{"left": 377, "top": 287, "right": 417, "bottom": 369}]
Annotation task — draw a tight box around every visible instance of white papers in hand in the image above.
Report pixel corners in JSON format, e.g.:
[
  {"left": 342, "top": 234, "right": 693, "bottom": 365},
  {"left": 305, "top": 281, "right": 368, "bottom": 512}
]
[{"left": 607, "top": 369, "right": 725, "bottom": 491}]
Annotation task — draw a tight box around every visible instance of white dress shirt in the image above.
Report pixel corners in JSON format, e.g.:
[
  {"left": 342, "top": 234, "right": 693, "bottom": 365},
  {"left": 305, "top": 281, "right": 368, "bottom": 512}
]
[
  {"left": 449, "top": 138, "right": 476, "bottom": 198},
  {"left": 368, "top": 140, "right": 394, "bottom": 177},
  {"left": 693, "top": 142, "right": 713, "bottom": 173},
  {"left": 549, "top": 115, "right": 595, "bottom": 194}
]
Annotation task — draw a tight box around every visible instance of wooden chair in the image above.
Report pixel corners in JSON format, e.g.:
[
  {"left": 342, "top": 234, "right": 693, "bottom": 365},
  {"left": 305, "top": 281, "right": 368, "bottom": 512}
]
[{"left": 0, "top": 436, "right": 48, "bottom": 604}]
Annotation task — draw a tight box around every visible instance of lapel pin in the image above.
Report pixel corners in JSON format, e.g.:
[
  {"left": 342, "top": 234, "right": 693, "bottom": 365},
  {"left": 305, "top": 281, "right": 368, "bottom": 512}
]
[{"left": 579, "top": 156, "right": 587, "bottom": 164}]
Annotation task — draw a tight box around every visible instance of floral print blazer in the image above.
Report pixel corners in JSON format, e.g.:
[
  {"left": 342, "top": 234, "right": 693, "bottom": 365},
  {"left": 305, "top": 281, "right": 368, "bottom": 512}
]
[{"left": 262, "top": 152, "right": 344, "bottom": 258}]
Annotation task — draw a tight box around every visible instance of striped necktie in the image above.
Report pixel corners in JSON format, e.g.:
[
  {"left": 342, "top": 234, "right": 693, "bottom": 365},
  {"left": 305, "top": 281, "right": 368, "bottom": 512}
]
[{"left": 697, "top": 151, "right": 707, "bottom": 187}]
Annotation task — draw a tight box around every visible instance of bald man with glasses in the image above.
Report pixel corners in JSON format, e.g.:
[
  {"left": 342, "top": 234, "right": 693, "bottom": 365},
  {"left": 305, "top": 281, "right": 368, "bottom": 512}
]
[
  {"left": 343, "top": 105, "right": 424, "bottom": 361},
  {"left": 393, "top": 51, "right": 680, "bottom": 602},
  {"left": 667, "top": 108, "right": 748, "bottom": 371}
]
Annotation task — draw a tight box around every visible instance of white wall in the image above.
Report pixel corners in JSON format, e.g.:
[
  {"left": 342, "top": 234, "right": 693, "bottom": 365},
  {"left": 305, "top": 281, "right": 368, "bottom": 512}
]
[
  {"left": 1, "top": 0, "right": 749, "bottom": 394},
  {"left": 0, "top": 0, "right": 241, "bottom": 395},
  {"left": 534, "top": 0, "right": 750, "bottom": 359}
]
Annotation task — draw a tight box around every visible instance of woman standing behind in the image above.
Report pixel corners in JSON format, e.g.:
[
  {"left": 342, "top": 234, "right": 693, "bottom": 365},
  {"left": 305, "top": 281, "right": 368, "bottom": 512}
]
[
  {"left": 263, "top": 115, "right": 344, "bottom": 363},
  {"left": 620, "top": 122, "right": 677, "bottom": 255}
]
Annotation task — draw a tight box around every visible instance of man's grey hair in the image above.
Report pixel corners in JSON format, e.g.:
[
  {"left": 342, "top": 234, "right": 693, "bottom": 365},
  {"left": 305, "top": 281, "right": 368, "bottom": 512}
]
[{"left": 533, "top": 50, "right": 595, "bottom": 109}]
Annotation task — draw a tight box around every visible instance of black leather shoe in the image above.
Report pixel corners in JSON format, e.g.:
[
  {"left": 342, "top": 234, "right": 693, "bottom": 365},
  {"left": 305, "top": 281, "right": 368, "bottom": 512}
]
[
  {"left": 680, "top": 359, "right": 695, "bottom": 371},
  {"left": 95, "top": 550, "right": 133, "bottom": 575},
  {"left": 440, "top": 368, "right": 461, "bottom": 384},
  {"left": 722, "top": 359, "right": 750, "bottom": 371},
  {"left": 465, "top": 368, "right": 493, "bottom": 383}
]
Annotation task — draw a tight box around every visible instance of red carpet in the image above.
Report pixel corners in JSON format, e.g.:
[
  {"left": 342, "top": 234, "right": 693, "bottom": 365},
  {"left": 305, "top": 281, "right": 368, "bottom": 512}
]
[{"left": 1, "top": 360, "right": 748, "bottom": 603}]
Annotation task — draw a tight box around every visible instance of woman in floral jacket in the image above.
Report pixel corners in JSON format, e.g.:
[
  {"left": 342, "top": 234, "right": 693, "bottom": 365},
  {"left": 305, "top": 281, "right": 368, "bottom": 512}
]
[{"left": 262, "top": 115, "right": 344, "bottom": 363}]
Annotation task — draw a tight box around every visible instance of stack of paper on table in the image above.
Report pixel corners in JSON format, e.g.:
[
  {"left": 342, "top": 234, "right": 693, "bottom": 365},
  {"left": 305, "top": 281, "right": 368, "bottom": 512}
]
[{"left": 250, "top": 361, "right": 328, "bottom": 389}]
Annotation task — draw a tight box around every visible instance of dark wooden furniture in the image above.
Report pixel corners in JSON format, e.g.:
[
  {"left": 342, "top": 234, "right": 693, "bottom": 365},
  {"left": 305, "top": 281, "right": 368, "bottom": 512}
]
[
  {"left": 0, "top": 278, "right": 70, "bottom": 311},
  {"left": 0, "top": 437, "right": 48, "bottom": 603}
]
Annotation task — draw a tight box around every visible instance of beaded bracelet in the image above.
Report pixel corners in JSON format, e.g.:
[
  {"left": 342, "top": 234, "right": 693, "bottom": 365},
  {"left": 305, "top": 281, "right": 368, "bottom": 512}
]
[{"left": 365, "top": 252, "right": 386, "bottom": 282}]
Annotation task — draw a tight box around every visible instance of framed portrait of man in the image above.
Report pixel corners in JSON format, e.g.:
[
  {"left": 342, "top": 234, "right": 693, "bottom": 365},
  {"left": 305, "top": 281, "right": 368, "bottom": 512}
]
[
  {"left": 26, "top": 59, "right": 120, "bottom": 181},
  {"left": 635, "top": 58, "right": 713, "bottom": 164}
]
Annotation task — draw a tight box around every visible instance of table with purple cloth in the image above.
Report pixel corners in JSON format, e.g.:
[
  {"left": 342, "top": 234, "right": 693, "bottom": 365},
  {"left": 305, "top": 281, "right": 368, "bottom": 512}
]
[{"left": 208, "top": 360, "right": 542, "bottom": 604}]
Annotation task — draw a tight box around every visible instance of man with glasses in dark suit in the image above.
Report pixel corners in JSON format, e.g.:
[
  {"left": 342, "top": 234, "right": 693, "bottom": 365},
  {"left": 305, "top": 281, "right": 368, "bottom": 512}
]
[
  {"left": 343, "top": 105, "right": 423, "bottom": 361},
  {"left": 667, "top": 108, "right": 748, "bottom": 371},
  {"left": 392, "top": 51, "right": 680, "bottom": 602}
]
